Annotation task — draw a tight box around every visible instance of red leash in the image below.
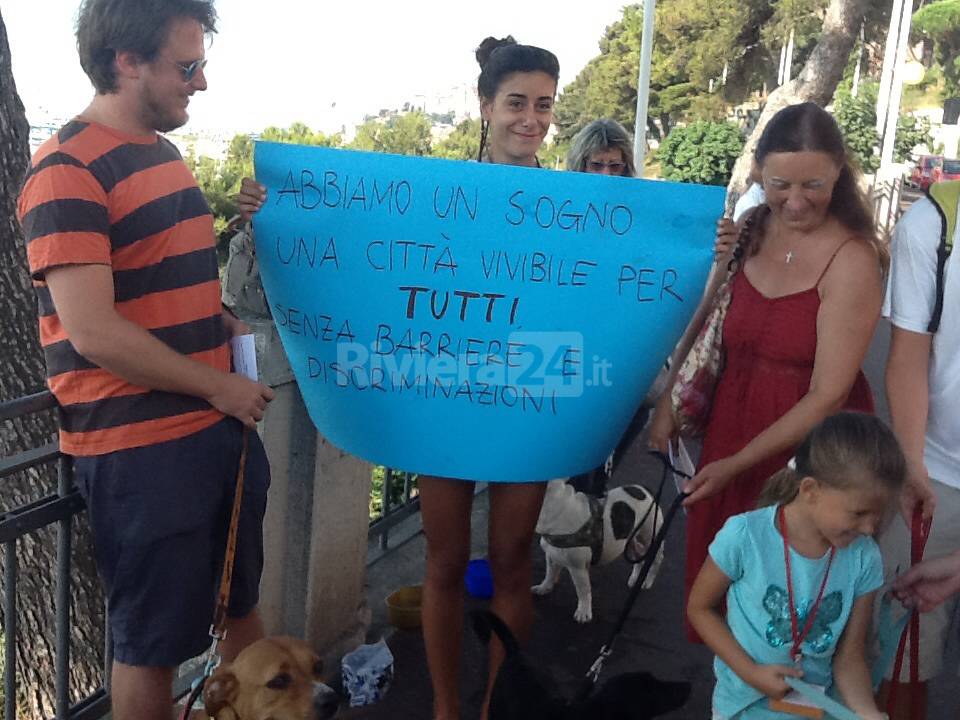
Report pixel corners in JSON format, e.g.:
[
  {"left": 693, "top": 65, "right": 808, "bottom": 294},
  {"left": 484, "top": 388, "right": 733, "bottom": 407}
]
[
  {"left": 779, "top": 505, "right": 836, "bottom": 665},
  {"left": 887, "top": 507, "right": 932, "bottom": 719}
]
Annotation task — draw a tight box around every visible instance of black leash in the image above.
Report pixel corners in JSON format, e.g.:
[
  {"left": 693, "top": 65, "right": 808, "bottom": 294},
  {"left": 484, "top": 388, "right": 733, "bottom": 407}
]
[
  {"left": 621, "top": 449, "right": 677, "bottom": 565},
  {"left": 575, "top": 450, "right": 691, "bottom": 702}
]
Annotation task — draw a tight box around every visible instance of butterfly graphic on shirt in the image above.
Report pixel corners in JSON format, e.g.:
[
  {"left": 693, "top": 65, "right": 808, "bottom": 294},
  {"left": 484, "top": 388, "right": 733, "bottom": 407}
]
[{"left": 762, "top": 585, "right": 843, "bottom": 653}]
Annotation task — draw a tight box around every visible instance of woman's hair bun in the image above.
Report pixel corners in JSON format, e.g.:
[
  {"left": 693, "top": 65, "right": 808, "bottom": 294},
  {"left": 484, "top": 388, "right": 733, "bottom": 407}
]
[{"left": 476, "top": 35, "right": 517, "bottom": 69}]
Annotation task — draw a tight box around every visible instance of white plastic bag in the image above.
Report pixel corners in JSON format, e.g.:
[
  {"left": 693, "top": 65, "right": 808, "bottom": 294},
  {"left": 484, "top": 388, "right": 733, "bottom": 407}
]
[{"left": 341, "top": 638, "right": 394, "bottom": 707}]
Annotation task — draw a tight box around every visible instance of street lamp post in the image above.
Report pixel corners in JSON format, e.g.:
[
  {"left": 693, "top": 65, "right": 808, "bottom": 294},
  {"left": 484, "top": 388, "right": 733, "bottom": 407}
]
[
  {"left": 879, "top": 0, "right": 913, "bottom": 170},
  {"left": 876, "top": 0, "right": 906, "bottom": 138},
  {"left": 875, "top": 0, "right": 914, "bottom": 234},
  {"left": 634, "top": 0, "right": 656, "bottom": 169}
]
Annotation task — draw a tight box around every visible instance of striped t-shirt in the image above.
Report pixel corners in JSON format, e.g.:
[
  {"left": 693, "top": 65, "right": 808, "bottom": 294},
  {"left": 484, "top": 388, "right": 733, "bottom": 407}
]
[{"left": 18, "top": 119, "right": 228, "bottom": 456}]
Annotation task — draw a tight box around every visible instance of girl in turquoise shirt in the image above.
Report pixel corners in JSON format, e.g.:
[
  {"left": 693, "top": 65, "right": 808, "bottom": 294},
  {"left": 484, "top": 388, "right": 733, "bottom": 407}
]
[{"left": 688, "top": 412, "right": 904, "bottom": 719}]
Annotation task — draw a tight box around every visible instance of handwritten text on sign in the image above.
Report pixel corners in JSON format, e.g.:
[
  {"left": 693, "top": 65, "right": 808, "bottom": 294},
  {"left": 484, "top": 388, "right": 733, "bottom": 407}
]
[{"left": 253, "top": 143, "right": 723, "bottom": 481}]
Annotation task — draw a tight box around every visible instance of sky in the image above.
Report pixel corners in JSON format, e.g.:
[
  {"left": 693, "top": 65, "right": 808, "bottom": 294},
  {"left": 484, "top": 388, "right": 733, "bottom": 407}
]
[{"left": 4, "top": 1, "right": 631, "bottom": 134}]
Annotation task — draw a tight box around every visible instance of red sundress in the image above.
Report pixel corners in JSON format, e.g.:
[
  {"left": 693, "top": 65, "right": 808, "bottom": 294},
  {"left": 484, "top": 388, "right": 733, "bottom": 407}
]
[{"left": 684, "top": 259, "right": 874, "bottom": 641}]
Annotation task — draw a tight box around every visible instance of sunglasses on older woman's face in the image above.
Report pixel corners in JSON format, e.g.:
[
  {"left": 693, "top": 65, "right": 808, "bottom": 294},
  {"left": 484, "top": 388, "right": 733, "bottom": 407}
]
[{"left": 587, "top": 160, "right": 626, "bottom": 173}]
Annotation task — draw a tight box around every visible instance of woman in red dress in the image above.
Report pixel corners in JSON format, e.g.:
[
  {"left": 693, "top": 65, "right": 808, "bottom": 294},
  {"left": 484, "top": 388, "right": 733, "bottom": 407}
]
[{"left": 649, "top": 102, "right": 888, "bottom": 640}]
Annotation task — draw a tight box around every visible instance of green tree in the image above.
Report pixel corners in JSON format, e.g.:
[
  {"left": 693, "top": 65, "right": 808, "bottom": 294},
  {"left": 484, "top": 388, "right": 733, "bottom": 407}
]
[
  {"left": 553, "top": 0, "right": 855, "bottom": 146},
  {"left": 658, "top": 120, "right": 745, "bottom": 185},
  {"left": 895, "top": 114, "right": 933, "bottom": 162},
  {"left": 369, "top": 467, "right": 418, "bottom": 521},
  {"left": 833, "top": 83, "right": 881, "bottom": 172},
  {"left": 184, "top": 149, "right": 239, "bottom": 256},
  {"left": 185, "top": 122, "right": 343, "bottom": 259},
  {"left": 554, "top": 5, "right": 661, "bottom": 142},
  {"left": 538, "top": 140, "right": 570, "bottom": 170},
  {"left": 260, "top": 122, "right": 342, "bottom": 148},
  {"left": 0, "top": 11, "right": 106, "bottom": 717},
  {"left": 431, "top": 118, "right": 481, "bottom": 161},
  {"left": 833, "top": 81, "right": 935, "bottom": 172},
  {"left": 913, "top": 0, "right": 960, "bottom": 97},
  {"left": 351, "top": 111, "right": 433, "bottom": 156},
  {"left": 223, "top": 133, "right": 254, "bottom": 186},
  {"left": 350, "top": 121, "right": 381, "bottom": 152},
  {"left": 429, "top": 111, "right": 456, "bottom": 124},
  {"left": 554, "top": 0, "right": 893, "bottom": 196}
]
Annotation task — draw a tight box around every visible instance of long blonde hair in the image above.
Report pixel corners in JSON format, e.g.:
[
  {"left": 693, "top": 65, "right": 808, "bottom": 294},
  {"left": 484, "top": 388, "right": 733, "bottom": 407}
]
[{"left": 758, "top": 412, "right": 906, "bottom": 508}]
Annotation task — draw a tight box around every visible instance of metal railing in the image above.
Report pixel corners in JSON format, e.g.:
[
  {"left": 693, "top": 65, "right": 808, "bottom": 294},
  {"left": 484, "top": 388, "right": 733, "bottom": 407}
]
[
  {"left": 0, "top": 390, "right": 429, "bottom": 714},
  {"left": 365, "top": 470, "right": 492, "bottom": 566},
  {"left": 0, "top": 390, "right": 104, "bottom": 720},
  {"left": 0, "top": 391, "right": 427, "bottom": 713},
  {"left": 367, "top": 469, "right": 420, "bottom": 560},
  {"left": 0, "top": 391, "right": 207, "bottom": 720},
  {"left": 872, "top": 174, "right": 905, "bottom": 238}
]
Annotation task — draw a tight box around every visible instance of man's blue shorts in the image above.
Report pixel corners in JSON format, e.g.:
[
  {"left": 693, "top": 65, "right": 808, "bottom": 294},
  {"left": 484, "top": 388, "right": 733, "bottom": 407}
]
[{"left": 73, "top": 417, "right": 270, "bottom": 667}]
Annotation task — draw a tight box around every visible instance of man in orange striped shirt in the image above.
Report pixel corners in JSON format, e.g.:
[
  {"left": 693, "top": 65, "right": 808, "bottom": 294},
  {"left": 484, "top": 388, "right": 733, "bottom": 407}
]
[{"left": 17, "top": 2, "right": 275, "bottom": 718}]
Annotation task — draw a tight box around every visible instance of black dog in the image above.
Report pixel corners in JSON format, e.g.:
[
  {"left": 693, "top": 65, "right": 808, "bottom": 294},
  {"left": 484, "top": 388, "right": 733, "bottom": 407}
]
[{"left": 472, "top": 611, "right": 690, "bottom": 720}]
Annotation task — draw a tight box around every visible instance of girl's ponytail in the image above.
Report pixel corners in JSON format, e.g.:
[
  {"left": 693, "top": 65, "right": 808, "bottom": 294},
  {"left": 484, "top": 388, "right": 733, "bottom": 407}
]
[
  {"left": 757, "top": 463, "right": 802, "bottom": 508},
  {"left": 759, "top": 412, "right": 906, "bottom": 509}
]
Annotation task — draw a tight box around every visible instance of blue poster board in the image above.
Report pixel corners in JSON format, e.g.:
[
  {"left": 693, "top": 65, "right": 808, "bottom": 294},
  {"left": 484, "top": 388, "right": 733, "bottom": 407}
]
[{"left": 254, "top": 143, "right": 724, "bottom": 481}]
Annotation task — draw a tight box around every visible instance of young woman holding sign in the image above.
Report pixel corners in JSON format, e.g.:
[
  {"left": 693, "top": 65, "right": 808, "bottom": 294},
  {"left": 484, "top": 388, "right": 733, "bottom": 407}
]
[
  {"left": 237, "top": 37, "right": 560, "bottom": 720},
  {"left": 416, "top": 36, "right": 561, "bottom": 720}
]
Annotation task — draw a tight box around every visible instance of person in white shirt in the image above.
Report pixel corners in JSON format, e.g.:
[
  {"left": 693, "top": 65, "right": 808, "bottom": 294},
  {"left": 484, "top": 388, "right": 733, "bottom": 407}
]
[
  {"left": 732, "top": 181, "right": 766, "bottom": 222},
  {"left": 732, "top": 162, "right": 767, "bottom": 224},
  {"left": 877, "top": 189, "right": 960, "bottom": 720},
  {"left": 714, "top": 163, "right": 766, "bottom": 257}
]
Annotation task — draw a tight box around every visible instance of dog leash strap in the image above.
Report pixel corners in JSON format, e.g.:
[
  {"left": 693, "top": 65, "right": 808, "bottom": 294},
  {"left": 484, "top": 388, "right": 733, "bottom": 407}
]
[
  {"left": 909, "top": 510, "right": 931, "bottom": 693},
  {"left": 586, "top": 646, "right": 612, "bottom": 683},
  {"left": 871, "top": 592, "right": 911, "bottom": 690},
  {"left": 610, "top": 490, "right": 684, "bottom": 638},
  {"left": 179, "top": 682, "right": 206, "bottom": 720},
  {"left": 577, "top": 488, "right": 688, "bottom": 704},
  {"left": 623, "top": 455, "right": 670, "bottom": 564},
  {"left": 576, "top": 453, "right": 689, "bottom": 702},
  {"left": 211, "top": 426, "right": 250, "bottom": 638},
  {"left": 176, "top": 426, "right": 250, "bottom": 720},
  {"left": 887, "top": 507, "right": 931, "bottom": 719}
]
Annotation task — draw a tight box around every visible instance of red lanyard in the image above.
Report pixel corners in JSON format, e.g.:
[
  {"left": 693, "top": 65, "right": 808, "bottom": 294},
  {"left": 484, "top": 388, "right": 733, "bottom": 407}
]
[{"left": 779, "top": 504, "right": 836, "bottom": 664}]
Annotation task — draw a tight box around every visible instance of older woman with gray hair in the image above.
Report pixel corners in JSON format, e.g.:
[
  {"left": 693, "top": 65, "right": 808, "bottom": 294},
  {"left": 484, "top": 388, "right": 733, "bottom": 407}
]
[
  {"left": 566, "top": 119, "right": 644, "bottom": 499},
  {"left": 566, "top": 118, "right": 637, "bottom": 176}
]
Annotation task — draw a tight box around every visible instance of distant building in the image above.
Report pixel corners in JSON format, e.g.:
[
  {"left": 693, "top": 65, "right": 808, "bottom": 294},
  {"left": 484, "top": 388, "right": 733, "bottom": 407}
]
[
  {"left": 430, "top": 123, "right": 456, "bottom": 144},
  {"left": 26, "top": 106, "right": 72, "bottom": 154},
  {"left": 29, "top": 124, "right": 59, "bottom": 155},
  {"left": 402, "top": 83, "right": 476, "bottom": 125},
  {"left": 166, "top": 129, "right": 233, "bottom": 162}
]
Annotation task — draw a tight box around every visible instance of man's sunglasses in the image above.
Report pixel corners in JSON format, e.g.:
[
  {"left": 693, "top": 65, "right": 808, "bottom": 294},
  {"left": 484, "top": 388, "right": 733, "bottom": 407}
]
[{"left": 172, "top": 58, "right": 207, "bottom": 83}]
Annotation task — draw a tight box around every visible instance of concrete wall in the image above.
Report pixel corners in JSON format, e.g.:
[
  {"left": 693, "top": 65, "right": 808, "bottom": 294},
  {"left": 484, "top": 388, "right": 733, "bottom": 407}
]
[{"left": 224, "top": 229, "right": 372, "bottom": 660}]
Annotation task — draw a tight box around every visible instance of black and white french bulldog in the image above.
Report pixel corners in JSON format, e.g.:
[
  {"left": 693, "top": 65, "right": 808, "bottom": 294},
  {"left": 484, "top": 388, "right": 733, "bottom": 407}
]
[{"left": 533, "top": 480, "right": 665, "bottom": 623}]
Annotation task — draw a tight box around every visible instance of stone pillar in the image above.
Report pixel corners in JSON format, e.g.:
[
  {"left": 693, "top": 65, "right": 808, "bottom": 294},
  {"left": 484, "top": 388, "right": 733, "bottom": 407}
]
[
  {"left": 305, "top": 436, "right": 373, "bottom": 657},
  {"left": 222, "top": 226, "right": 371, "bottom": 656}
]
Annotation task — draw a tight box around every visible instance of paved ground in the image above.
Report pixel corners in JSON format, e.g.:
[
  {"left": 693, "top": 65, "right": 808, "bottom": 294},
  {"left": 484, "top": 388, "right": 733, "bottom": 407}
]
[
  {"left": 348, "top": 443, "right": 715, "bottom": 720},
  {"left": 350, "top": 431, "right": 960, "bottom": 719}
]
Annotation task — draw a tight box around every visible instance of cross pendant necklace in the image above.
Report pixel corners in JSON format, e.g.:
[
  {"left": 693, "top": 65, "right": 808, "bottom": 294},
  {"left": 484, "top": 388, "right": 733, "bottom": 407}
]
[{"left": 785, "top": 250, "right": 794, "bottom": 264}]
